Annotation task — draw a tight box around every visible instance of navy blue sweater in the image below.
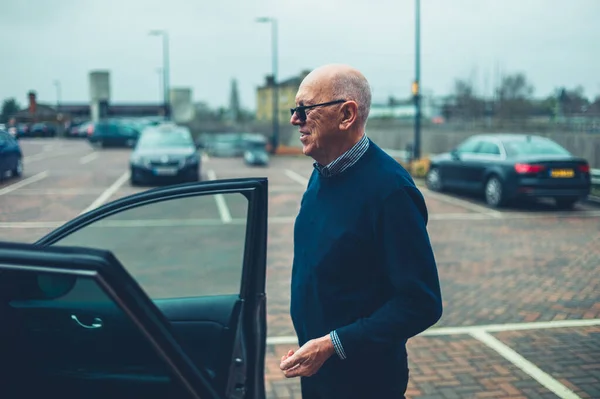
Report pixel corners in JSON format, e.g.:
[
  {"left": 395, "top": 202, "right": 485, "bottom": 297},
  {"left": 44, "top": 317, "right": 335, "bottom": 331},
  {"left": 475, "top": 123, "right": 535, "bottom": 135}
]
[{"left": 290, "top": 141, "right": 443, "bottom": 396}]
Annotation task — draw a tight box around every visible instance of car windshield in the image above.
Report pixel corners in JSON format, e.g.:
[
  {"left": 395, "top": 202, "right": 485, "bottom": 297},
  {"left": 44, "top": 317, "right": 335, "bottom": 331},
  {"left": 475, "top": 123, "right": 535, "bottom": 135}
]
[
  {"left": 504, "top": 139, "right": 571, "bottom": 156},
  {"left": 137, "top": 130, "right": 192, "bottom": 149}
]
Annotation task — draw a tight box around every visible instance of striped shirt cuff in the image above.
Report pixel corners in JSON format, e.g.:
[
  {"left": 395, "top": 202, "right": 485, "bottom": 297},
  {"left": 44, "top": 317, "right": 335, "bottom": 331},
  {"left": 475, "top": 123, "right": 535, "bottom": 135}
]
[{"left": 329, "top": 330, "right": 347, "bottom": 360}]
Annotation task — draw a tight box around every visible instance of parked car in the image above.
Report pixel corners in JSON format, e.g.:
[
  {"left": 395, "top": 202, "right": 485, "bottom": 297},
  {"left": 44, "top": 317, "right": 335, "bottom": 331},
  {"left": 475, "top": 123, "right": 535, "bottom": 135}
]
[
  {"left": 30, "top": 122, "right": 57, "bottom": 137},
  {"left": 129, "top": 123, "right": 201, "bottom": 185},
  {"left": 243, "top": 135, "right": 269, "bottom": 166},
  {"left": 425, "top": 134, "right": 591, "bottom": 208},
  {"left": 0, "top": 177, "right": 268, "bottom": 399},
  {"left": 8, "top": 123, "right": 29, "bottom": 139},
  {"left": 87, "top": 120, "right": 140, "bottom": 148},
  {"left": 0, "top": 130, "right": 23, "bottom": 179},
  {"left": 207, "top": 133, "right": 245, "bottom": 157},
  {"left": 65, "top": 121, "right": 91, "bottom": 138}
]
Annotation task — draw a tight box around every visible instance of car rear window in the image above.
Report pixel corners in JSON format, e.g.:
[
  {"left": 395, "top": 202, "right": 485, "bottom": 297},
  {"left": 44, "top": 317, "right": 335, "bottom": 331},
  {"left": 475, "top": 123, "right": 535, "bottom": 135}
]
[{"left": 503, "top": 139, "right": 571, "bottom": 156}]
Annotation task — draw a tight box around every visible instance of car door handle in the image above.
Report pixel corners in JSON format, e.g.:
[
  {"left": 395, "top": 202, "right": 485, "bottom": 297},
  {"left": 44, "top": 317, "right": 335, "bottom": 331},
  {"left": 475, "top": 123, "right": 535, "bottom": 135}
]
[{"left": 71, "top": 315, "right": 103, "bottom": 329}]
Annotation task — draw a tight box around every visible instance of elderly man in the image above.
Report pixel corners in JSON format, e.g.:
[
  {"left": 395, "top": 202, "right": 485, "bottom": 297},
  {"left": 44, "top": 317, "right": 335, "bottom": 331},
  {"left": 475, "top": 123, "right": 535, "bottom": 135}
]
[{"left": 279, "top": 64, "right": 443, "bottom": 398}]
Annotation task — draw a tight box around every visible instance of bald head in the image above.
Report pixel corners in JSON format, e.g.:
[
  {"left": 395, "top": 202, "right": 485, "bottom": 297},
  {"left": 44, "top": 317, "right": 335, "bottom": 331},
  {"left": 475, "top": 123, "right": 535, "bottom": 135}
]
[{"left": 300, "top": 64, "right": 372, "bottom": 128}]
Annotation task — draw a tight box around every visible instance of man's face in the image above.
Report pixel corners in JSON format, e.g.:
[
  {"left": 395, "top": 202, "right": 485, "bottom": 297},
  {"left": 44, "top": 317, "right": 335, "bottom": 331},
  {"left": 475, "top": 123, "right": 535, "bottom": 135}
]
[{"left": 290, "top": 82, "right": 340, "bottom": 162}]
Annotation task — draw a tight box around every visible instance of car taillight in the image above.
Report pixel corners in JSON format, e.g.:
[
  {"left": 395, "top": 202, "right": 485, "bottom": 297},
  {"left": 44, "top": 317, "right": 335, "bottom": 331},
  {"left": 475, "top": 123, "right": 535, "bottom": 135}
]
[
  {"left": 515, "top": 163, "right": 545, "bottom": 174},
  {"left": 87, "top": 126, "right": 94, "bottom": 135},
  {"left": 578, "top": 164, "right": 590, "bottom": 173}
]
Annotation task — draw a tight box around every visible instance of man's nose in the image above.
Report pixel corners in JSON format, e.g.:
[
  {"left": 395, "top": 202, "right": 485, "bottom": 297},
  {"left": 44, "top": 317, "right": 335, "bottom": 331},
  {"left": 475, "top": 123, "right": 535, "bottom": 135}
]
[{"left": 290, "top": 111, "right": 301, "bottom": 126}]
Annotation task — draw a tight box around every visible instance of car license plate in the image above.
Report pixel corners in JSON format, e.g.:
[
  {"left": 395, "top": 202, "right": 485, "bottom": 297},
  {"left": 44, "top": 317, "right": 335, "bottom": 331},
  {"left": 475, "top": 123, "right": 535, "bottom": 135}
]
[
  {"left": 154, "top": 167, "right": 177, "bottom": 176},
  {"left": 550, "top": 169, "right": 574, "bottom": 178}
]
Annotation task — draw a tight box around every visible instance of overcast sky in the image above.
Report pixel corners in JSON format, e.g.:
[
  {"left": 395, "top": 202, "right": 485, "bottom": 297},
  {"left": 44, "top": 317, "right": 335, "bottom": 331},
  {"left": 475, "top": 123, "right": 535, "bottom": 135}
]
[{"left": 1, "top": 0, "right": 598, "bottom": 110}]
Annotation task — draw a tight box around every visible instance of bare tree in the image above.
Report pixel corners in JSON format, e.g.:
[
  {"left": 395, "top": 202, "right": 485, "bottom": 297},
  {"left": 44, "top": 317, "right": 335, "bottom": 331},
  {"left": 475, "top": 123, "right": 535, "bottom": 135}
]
[
  {"left": 447, "top": 79, "right": 486, "bottom": 120},
  {"left": 495, "top": 73, "right": 534, "bottom": 119}
]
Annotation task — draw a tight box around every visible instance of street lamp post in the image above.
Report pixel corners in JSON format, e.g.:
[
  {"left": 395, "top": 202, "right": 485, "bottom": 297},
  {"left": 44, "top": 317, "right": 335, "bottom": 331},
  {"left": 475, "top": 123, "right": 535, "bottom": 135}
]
[
  {"left": 149, "top": 30, "right": 171, "bottom": 120},
  {"left": 256, "top": 17, "right": 279, "bottom": 154},
  {"left": 53, "top": 80, "right": 61, "bottom": 112},
  {"left": 413, "top": 0, "right": 422, "bottom": 161}
]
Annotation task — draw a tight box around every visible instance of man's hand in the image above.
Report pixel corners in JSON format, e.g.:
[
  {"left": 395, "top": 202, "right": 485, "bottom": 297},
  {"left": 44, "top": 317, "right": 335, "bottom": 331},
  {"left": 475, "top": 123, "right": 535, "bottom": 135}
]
[{"left": 279, "top": 335, "right": 335, "bottom": 378}]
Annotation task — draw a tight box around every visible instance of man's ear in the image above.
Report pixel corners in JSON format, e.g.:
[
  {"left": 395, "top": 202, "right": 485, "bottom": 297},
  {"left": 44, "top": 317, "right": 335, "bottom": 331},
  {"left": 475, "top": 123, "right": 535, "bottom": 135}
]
[{"left": 339, "top": 101, "right": 358, "bottom": 131}]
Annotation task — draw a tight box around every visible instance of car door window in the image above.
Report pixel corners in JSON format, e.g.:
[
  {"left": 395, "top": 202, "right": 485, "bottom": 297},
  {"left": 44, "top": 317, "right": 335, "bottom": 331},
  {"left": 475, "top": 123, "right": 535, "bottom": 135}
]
[
  {"left": 50, "top": 193, "right": 249, "bottom": 299},
  {"left": 456, "top": 138, "right": 481, "bottom": 154}
]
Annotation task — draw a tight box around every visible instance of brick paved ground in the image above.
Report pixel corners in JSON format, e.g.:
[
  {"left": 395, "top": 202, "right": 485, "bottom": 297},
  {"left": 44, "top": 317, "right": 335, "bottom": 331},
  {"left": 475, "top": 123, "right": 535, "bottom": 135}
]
[
  {"left": 1, "top": 139, "right": 599, "bottom": 398},
  {"left": 493, "top": 327, "right": 600, "bottom": 398}
]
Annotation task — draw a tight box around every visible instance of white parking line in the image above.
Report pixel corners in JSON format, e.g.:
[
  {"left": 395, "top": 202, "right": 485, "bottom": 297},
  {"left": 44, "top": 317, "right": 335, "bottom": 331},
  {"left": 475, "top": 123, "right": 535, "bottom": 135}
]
[
  {"left": 471, "top": 330, "right": 581, "bottom": 399},
  {"left": 79, "top": 171, "right": 130, "bottom": 215},
  {"left": 2, "top": 209, "right": 599, "bottom": 229},
  {"left": 206, "top": 170, "right": 232, "bottom": 223},
  {"left": 0, "top": 171, "right": 49, "bottom": 197},
  {"left": 79, "top": 152, "right": 98, "bottom": 165},
  {"left": 4, "top": 188, "right": 106, "bottom": 196},
  {"left": 266, "top": 318, "right": 600, "bottom": 345},
  {"left": 284, "top": 169, "right": 309, "bottom": 186},
  {"left": 422, "top": 188, "right": 503, "bottom": 218},
  {"left": 24, "top": 149, "right": 82, "bottom": 164},
  {"left": 0, "top": 221, "right": 62, "bottom": 229}
]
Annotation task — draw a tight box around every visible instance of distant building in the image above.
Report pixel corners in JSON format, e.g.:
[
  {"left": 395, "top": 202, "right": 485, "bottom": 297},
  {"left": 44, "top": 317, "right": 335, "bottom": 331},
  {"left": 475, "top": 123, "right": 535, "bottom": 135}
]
[
  {"left": 256, "top": 70, "right": 311, "bottom": 123},
  {"left": 11, "top": 91, "right": 165, "bottom": 124},
  {"left": 10, "top": 71, "right": 192, "bottom": 125}
]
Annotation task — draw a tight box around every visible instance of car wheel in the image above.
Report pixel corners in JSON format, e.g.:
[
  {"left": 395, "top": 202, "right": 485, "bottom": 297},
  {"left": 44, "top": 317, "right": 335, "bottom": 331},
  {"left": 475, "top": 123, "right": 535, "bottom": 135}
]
[
  {"left": 425, "top": 167, "right": 444, "bottom": 192},
  {"left": 485, "top": 176, "right": 504, "bottom": 207},
  {"left": 555, "top": 197, "right": 578, "bottom": 210},
  {"left": 12, "top": 158, "right": 23, "bottom": 177}
]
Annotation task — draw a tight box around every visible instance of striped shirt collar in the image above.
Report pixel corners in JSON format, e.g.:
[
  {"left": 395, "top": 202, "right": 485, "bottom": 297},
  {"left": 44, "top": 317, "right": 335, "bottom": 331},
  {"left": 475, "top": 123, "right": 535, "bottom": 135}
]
[{"left": 314, "top": 134, "right": 370, "bottom": 177}]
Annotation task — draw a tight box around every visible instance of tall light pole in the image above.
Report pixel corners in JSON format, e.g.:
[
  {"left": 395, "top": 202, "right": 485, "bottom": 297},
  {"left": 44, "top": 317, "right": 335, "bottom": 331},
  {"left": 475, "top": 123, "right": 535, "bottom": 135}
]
[
  {"left": 412, "top": 0, "right": 422, "bottom": 161},
  {"left": 149, "top": 30, "right": 170, "bottom": 120},
  {"left": 156, "top": 67, "right": 163, "bottom": 104},
  {"left": 256, "top": 17, "right": 279, "bottom": 154},
  {"left": 53, "top": 80, "right": 61, "bottom": 111},
  {"left": 53, "top": 80, "right": 63, "bottom": 134}
]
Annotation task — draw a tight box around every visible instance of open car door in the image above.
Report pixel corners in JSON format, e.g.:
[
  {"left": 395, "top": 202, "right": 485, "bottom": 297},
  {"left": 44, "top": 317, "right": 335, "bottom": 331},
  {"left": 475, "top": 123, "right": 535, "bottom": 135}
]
[{"left": 0, "top": 177, "right": 268, "bottom": 399}]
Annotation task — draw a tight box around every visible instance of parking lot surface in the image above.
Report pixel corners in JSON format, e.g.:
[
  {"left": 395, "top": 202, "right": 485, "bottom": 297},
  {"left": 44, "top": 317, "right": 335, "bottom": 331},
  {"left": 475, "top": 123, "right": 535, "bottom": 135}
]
[{"left": 1, "top": 138, "right": 599, "bottom": 399}]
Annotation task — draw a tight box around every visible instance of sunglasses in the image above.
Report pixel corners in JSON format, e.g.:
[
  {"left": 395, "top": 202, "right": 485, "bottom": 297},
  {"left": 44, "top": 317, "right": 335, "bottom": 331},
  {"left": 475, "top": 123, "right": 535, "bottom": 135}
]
[{"left": 290, "top": 99, "right": 346, "bottom": 122}]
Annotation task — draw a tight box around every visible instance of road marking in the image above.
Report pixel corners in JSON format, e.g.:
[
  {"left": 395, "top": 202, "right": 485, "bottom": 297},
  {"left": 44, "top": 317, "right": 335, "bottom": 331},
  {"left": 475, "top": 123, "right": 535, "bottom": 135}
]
[
  {"left": 79, "top": 171, "right": 130, "bottom": 215},
  {"left": 24, "top": 149, "right": 82, "bottom": 164},
  {"left": 4, "top": 188, "right": 106, "bottom": 195},
  {"left": 79, "top": 152, "right": 98, "bottom": 164},
  {"left": 3, "top": 209, "right": 600, "bottom": 229},
  {"left": 284, "top": 169, "right": 309, "bottom": 186},
  {"left": 421, "top": 318, "right": 600, "bottom": 335},
  {"left": 422, "top": 188, "right": 503, "bottom": 218},
  {"left": 471, "top": 330, "right": 581, "bottom": 399},
  {"left": 206, "top": 169, "right": 232, "bottom": 223},
  {"left": 0, "top": 221, "right": 62, "bottom": 229},
  {"left": 265, "top": 318, "right": 600, "bottom": 345},
  {"left": 0, "top": 171, "right": 49, "bottom": 197}
]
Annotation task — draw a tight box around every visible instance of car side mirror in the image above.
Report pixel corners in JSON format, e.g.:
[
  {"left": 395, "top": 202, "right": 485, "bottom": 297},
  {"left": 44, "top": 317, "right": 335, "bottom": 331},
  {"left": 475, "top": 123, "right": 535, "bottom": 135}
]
[{"left": 450, "top": 149, "right": 460, "bottom": 160}]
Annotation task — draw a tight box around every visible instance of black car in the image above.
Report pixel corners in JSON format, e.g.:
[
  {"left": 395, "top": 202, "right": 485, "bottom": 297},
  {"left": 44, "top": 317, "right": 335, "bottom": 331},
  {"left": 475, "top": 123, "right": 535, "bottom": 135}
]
[
  {"left": 130, "top": 124, "right": 201, "bottom": 186},
  {"left": 243, "top": 135, "right": 269, "bottom": 166},
  {"left": 0, "top": 177, "right": 268, "bottom": 399},
  {"left": 426, "top": 134, "right": 591, "bottom": 208},
  {"left": 0, "top": 130, "right": 23, "bottom": 179},
  {"left": 30, "top": 122, "right": 57, "bottom": 137},
  {"left": 87, "top": 120, "right": 140, "bottom": 148}
]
